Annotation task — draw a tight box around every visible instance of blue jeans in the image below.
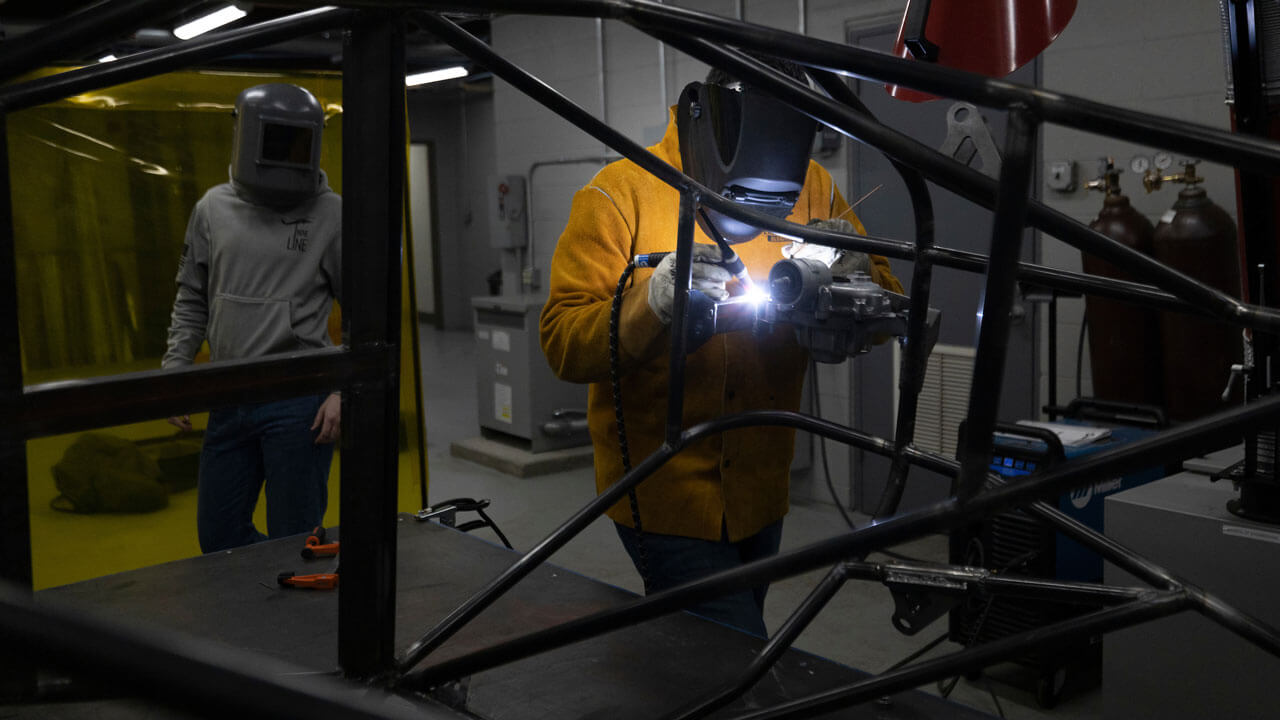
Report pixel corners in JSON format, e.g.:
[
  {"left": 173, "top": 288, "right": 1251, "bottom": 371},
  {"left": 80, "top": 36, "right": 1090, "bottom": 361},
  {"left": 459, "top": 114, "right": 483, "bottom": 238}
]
[
  {"left": 615, "top": 519, "right": 784, "bottom": 637},
  {"left": 197, "top": 394, "right": 334, "bottom": 553}
]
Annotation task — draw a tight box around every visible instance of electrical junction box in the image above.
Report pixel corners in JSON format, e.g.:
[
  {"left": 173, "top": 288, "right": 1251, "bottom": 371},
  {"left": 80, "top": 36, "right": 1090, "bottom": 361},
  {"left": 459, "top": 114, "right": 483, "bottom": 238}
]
[
  {"left": 488, "top": 174, "right": 527, "bottom": 249},
  {"left": 471, "top": 294, "right": 588, "bottom": 453},
  {"left": 1046, "top": 159, "right": 1077, "bottom": 192}
]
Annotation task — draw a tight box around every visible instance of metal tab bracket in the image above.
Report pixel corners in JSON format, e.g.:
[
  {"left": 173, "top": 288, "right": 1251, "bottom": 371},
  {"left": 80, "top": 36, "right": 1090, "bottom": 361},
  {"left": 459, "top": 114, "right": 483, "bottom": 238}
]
[
  {"left": 940, "top": 102, "right": 1003, "bottom": 177},
  {"left": 885, "top": 566, "right": 972, "bottom": 635}
]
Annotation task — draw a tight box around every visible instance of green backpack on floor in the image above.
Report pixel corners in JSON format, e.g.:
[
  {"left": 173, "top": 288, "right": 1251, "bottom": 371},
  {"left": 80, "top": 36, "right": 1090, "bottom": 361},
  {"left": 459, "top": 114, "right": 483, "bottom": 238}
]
[{"left": 51, "top": 433, "right": 170, "bottom": 514}]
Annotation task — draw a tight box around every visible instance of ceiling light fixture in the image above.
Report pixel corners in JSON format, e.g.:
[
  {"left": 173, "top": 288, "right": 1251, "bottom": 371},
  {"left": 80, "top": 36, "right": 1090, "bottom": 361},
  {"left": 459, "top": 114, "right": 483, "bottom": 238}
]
[
  {"left": 405, "top": 66, "right": 468, "bottom": 87},
  {"left": 173, "top": 5, "right": 249, "bottom": 40}
]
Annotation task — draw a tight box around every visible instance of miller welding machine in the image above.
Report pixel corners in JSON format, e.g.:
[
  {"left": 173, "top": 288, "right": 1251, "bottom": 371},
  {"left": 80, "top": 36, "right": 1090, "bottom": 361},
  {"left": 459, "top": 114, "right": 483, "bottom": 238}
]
[{"left": 948, "top": 400, "right": 1167, "bottom": 707}]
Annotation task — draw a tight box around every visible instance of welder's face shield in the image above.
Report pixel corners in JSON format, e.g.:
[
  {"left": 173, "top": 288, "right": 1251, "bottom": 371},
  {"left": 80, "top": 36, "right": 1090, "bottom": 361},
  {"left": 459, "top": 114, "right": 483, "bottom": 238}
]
[
  {"left": 230, "top": 83, "right": 324, "bottom": 208},
  {"left": 677, "top": 81, "right": 817, "bottom": 244}
]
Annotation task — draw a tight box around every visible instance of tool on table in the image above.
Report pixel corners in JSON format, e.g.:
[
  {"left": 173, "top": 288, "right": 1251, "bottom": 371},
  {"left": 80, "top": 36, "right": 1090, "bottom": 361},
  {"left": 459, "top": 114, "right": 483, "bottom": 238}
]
[
  {"left": 301, "top": 525, "right": 339, "bottom": 559},
  {"left": 277, "top": 570, "right": 339, "bottom": 590}
]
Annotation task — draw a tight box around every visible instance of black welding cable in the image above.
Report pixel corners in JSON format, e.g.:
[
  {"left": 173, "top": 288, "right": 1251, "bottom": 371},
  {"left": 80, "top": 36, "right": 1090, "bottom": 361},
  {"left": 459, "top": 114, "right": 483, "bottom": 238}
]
[
  {"left": 609, "top": 262, "right": 651, "bottom": 590},
  {"left": 474, "top": 507, "right": 513, "bottom": 550}
]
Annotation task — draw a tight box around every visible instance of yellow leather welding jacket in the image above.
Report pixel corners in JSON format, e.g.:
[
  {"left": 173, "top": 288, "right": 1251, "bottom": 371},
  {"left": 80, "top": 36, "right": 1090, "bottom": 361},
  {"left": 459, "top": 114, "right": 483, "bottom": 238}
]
[{"left": 540, "top": 110, "right": 902, "bottom": 542}]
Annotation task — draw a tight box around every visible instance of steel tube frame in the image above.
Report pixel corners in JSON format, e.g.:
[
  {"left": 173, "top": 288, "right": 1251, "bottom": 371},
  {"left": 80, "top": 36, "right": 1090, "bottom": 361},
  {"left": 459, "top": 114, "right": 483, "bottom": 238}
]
[
  {"left": 337, "top": 9, "right": 407, "bottom": 679},
  {"left": 400, "top": 392, "right": 1280, "bottom": 689},
  {"left": 0, "top": 110, "right": 36, "bottom": 700},
  {"left": 0, "top": 0, "right": 406, "bottom": 699},
  {"left": 0, "top": 582, "right": 454, "bottom": 720},
  {"left": 805, "top": 66, "right": 938, "bottom": 522},
  {"left": 667, "top": 563, "right": 850, "bottom": 720},
  {"left": 19, "top": 347, "right": 388, "bottom": 439},
  {"left": 285, "top": 2, "right": 1280, "bottom": 168},
  {"left": 953, "top": 107, "right": 1039, "bottom": 500},
  {"left": 665, "top": 190, "right": 697, "bottom": 444},
  {"left": 726, "top": 591, "right": 1190, "bottom": 720},
  {"left": 666, "top": 554, "right": 1151, "bottom": 720},
  {"left": 4, "top": 1, "right": 1280, "bottom": 716},
  {"left": 406, "top": 11, "right": 1223, "bottom": 331},
  {"left": 634, "top": 21, "right": 1280, "bottom": 331}
]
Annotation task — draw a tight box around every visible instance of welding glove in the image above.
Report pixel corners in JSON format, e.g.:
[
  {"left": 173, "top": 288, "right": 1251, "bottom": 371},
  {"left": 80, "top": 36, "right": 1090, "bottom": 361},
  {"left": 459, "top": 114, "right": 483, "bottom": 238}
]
[
  {"left": 646, "top": 244, "right": 731, "bottom": 324},
  {"left": 782, "top": 218, "right": 872, "bottom": 277}
]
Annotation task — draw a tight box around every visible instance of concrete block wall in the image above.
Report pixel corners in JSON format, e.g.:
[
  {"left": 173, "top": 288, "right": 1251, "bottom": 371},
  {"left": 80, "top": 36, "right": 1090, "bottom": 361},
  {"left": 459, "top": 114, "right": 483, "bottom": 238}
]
[{"left": 1037, "top": 0, "right": 1236, "bottom": 412}]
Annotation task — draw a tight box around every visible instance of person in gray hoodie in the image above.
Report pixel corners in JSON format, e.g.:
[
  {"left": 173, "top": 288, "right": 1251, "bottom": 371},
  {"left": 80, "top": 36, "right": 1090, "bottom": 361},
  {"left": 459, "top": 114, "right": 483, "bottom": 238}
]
[{"left": 163, "top": 83, "right": 342, "bottom": 553}]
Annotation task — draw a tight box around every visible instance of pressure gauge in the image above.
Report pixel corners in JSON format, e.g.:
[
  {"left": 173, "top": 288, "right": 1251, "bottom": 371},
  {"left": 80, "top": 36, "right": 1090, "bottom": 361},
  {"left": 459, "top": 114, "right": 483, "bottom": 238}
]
[
  {"left": 1154, "top": 151, "right": 1173, "bottom": 170},
  {"left": 1130, "top": 155, "right": 1150, "bottom": 173}
]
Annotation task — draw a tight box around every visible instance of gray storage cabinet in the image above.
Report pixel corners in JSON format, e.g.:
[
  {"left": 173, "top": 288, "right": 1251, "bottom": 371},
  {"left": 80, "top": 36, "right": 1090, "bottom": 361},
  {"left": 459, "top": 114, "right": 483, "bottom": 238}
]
[{"left": 471, "top": 294, "right": 589, "bottom": 453}]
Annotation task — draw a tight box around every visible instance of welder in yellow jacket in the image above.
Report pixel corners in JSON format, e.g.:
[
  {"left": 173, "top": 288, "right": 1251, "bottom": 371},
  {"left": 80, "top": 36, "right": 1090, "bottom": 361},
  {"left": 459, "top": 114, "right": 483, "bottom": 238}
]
[{"left": 540, "top": 62, "right": 902, "bottom": 636}]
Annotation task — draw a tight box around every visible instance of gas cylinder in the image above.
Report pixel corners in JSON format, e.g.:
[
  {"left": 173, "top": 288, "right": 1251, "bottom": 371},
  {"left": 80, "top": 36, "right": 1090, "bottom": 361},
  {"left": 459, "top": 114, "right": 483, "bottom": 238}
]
[
  {"left": 1082, "top": 163, "right": 1162, "bottom": 407},
  {"left": 1147, "top": 163, "right": 1243, "bottom": 422}
]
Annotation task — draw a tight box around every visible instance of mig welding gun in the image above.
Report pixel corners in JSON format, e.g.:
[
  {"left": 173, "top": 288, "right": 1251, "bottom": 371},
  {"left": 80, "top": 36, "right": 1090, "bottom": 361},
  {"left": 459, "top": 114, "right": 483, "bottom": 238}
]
[{"left": 637, "top": 243, "right": 938, "bottom": 363}]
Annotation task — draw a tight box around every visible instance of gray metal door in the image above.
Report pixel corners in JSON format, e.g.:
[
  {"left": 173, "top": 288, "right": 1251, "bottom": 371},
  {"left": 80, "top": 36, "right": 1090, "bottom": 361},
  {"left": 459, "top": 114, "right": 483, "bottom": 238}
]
[{"left": 849, "top": 24, "right": 1040, "bottom": 514}]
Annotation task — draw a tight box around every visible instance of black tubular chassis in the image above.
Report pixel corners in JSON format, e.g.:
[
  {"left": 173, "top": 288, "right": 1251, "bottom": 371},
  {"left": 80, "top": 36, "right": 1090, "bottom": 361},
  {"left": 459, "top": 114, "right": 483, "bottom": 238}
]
[{"left": 1, "top": 2, "right": 1278, "bottom": 718}]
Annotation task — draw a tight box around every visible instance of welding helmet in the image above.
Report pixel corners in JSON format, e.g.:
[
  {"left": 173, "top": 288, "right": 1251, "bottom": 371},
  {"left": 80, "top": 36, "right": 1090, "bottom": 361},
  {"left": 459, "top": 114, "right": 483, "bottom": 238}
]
[
  {"left": 230, "top": 83, "right": 324, "bottom": 208},
  {"left": 677, "top": 80, "right": 816, "bottom": 244}
]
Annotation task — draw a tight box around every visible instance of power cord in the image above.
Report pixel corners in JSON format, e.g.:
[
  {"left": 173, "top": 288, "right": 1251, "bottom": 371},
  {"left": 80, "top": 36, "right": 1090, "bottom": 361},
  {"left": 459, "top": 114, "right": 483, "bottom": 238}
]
[
  {"left": 809, "top": 358, "right": 857, "bottom": 529},
  {"left": 415, "top": 497, "right": 513, "bottom": 550},
  {"left": 935, "top": 543, "right": 1038, "bottom": 719},
  {"left": 808, "top": 358, "right": 929, "bottom": 565}
]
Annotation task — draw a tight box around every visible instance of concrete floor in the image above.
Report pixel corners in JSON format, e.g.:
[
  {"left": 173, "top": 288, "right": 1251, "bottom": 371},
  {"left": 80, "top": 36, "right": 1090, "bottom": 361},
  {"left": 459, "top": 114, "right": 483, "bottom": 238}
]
[{"left": 417, "top": 325, "right": 1102, "bottom": 720}]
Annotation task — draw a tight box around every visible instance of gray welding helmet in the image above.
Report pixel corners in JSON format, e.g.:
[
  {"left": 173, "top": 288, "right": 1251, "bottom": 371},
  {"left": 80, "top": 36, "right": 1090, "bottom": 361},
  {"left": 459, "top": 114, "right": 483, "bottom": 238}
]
[
  {"left": 230, "top": 83, "right": 324, "bottom": 208},
  {"left": 677, "top": 80, "right": 816, "bottom": 244}
]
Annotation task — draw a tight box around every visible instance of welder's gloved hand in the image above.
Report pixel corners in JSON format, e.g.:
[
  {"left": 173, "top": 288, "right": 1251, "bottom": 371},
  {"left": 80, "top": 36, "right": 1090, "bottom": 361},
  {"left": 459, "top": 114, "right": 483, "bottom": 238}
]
[
  {"left": 780, "top": 218, "right": 872, "bottom": 277},
  {"left": 646, "top": 244, "right": 730, "bottom": 324}
]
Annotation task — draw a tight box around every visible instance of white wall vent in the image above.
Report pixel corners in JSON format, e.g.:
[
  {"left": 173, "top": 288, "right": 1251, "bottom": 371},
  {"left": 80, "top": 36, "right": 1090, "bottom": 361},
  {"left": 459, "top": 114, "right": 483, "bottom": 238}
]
[{"left": 894, "top": 343, "right": 976, "bottom": 458}]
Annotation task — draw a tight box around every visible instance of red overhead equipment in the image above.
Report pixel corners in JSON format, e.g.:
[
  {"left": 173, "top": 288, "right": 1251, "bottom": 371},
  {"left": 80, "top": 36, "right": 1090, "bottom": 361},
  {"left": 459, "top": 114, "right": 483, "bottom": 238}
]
[{"left": 888, "top": 0, "right": 1078, "bottom": 102}]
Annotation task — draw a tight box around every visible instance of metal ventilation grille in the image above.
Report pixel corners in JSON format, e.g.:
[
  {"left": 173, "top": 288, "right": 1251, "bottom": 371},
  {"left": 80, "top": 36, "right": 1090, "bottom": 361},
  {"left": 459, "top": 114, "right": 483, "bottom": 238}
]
[{"left": 896, "top": 343, "right": 976, "bottom": 458}]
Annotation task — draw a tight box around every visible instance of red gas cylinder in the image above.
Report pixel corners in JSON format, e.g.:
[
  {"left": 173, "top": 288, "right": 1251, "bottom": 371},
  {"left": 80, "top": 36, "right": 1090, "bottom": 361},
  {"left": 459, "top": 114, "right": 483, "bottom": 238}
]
[
  {"left": 1149, "top": 165, "right": 1243, "bottom": 422},
  {"left": 1083, "top": 167, "right": 1162, "bottom": 407}
]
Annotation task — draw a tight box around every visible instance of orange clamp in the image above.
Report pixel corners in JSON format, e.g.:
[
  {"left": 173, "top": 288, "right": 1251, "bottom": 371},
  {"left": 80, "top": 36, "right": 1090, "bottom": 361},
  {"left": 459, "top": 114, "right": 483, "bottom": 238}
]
[
  {"left": 301, "top": 526, "right": 340, "bottom": 559},
  {"left": 277, "top": 571, "right": 339, "bottom": 590}
]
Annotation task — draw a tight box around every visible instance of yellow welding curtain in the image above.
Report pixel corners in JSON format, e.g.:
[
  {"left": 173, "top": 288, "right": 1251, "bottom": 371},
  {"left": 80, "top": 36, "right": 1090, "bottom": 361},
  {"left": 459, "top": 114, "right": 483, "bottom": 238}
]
[{"left": 7, "top": 68, "right": 428, "bottom": 589}]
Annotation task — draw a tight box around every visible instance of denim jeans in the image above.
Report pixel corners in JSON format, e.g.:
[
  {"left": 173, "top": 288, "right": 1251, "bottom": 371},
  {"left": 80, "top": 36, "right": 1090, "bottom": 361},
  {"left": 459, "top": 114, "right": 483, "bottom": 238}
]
[
  {"left": 615, "top": 519, "right": 784, "bottom": 637},
  {"left": 197, "top": 394, "right": 334, "bottom": 553}
]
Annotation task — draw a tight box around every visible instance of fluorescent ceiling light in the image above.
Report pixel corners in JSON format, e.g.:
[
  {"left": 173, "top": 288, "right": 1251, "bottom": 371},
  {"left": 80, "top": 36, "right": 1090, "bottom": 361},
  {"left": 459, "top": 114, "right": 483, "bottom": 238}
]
[
  {"left": 405, "top": 66, "right": 468, "bottom": 87},
  {"left": 98, "top": 54, "right": 118, "bottom": 63},
  {"left": 173, "top": 5, "right": 248, "bottom": 40}
]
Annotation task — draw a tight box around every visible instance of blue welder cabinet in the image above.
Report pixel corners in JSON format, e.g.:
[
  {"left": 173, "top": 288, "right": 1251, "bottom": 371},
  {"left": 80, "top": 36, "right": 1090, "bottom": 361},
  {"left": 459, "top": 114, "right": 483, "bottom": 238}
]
[{"left": 948, "top": 411, "right": 1165, "bottom": 708}]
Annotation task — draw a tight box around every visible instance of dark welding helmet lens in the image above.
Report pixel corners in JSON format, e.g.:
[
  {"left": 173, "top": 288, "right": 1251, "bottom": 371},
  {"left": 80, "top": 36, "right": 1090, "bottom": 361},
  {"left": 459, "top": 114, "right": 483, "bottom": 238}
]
[
  {"left": 678, "top": 80, "right": 816, "bottom": 244},
  {"left": 260, "top": 122, "right": 316, "bottom": 166}
]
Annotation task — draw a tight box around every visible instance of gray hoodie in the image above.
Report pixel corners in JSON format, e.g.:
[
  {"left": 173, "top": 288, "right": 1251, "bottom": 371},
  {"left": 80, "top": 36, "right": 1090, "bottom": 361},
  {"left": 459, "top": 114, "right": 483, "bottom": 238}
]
[{"left": 163, "top": 171, "right": 341, "bottom": 368}]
